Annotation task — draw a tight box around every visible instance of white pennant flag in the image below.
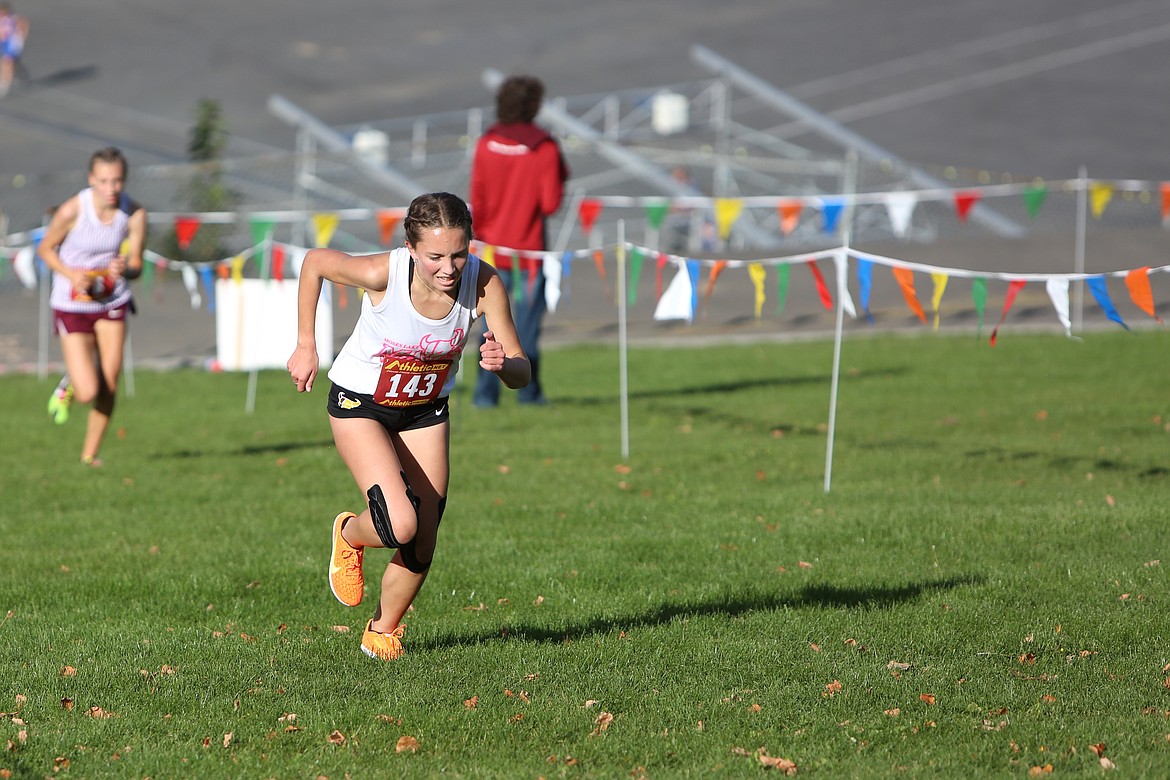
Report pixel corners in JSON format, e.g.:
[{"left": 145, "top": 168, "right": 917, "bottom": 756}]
[
  {"left": 653, "top": 261, "right": 694, "bottom": 322},
  {"left": 883, "top": 192, "right": 918, "bottom": 238},
  {"left": 833, "top": 251, "right": 858, "bottom": 319},
  {"left": 180, "top": 263, "right": 202, "bottom": 309},
  {"left": 542, "top": 252, "right": 562, "bottom": 313},
  {"left": 13, "top": 245, "right": 37, "bottom": 289},
  {"left": 1045, "top": 277, "right": 1072, "bottom": 337}
]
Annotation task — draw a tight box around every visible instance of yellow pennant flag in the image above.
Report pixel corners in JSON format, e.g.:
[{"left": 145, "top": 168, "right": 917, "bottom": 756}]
[
  {"left": 312, "top": 213, "right": 340, "bottom": 247},
  {"left": 930, "top": 273, "right": 949, "bottom": 330},
  {"left": 748, "top": 262, "right": 767, "bottom": 318},
  {"left": 1089, "top": 183, "right": 1113, "bottom": 219},
  {"left": 481, "top": 245, "right": 496, "bottom": 267},
  {"left": 231, "top": 255, "right": 246, "bottom": 284},
  {"left": 714, "top": 199, "right": 744, "bottom": 241}
]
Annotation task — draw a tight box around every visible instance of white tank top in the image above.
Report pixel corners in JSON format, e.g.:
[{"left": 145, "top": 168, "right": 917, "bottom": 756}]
[
  {"left": 328, "top": 247, "right": 481, "bottom": 404},
  {"left": 49, "top": 188, "right": 135, "bottom": 313}
]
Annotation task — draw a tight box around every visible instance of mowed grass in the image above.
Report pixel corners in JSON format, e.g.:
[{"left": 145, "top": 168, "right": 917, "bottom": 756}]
[{"left": 2, "top": 329, "right": 1169, "bottom": 778}]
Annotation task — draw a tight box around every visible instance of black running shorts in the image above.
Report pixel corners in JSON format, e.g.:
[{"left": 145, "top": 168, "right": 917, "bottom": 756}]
[{"left": 326, "top": 383, "right": 450, "bottom": 433}]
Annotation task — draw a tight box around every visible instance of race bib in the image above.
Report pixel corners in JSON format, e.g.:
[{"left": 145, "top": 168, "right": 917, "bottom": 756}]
[
  {"left": 374, "top": 354, "right": 452, "bottom": 407},
  {"left": 72, "top": 270, "right": 117, "bottom": 302}
]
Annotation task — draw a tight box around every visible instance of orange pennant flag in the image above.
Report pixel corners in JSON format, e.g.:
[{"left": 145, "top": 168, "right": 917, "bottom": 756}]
[
  {"left": 953, "top": 191, "right": 981, "bottom": 223},
  {"left": 593, "top": 249, "right": 607, "bottom": 282},
  {"left": 215, "top": 262, "right": 230, "bottom": 280},
  {"left": 377, "top": 211, "right": 402, "bottom": 246},
  {"left": 705, "top": 260, "right": 728, "bottom": 300},
  {"left": 1161, "top": 182, "right": 1170, "bottom": 221},
  {"left": 175, "top": 216, "right": 201, "bottom": 250},
  {"left": 778, "top": 201, "right": 802, "bottom": 236},
  {"left": 892, "top": 266, "right": 927, "bottom": 322},
  {"left": 1125, "top": 267, "right": 1162, "bottom": 323}
]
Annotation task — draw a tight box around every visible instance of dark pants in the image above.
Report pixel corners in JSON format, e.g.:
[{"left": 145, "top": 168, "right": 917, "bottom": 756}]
[{"left": 474, "top": 265, "right": 546, "bottom": 406}]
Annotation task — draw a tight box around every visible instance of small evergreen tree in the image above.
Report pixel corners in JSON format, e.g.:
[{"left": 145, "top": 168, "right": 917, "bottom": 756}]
[{"left": 156, "top": 99, "right": 239, "bottom": 264}]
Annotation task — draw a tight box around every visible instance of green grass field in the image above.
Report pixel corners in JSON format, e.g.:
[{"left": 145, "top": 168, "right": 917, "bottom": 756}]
[{"left": 2, "top": 330, "right": 1169, "bottom": 778}]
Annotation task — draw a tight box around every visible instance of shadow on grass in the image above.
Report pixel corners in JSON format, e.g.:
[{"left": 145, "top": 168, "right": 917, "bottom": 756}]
[
  {"left": 550, "top": 366, "right": 910, "bottom": 407},
  {"left": 161, "top": 439, "right": 335, "bottom": 459},
  {"left": 418, "top": 575, "right": 981, "bottom": 650}
]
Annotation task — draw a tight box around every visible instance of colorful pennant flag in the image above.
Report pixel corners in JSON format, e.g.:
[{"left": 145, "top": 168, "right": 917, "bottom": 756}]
[
  {"left": 971, "top": 278, "right": 988, "bottom": 336},
  {"left": 1124, "top": 267, "right": 1162, "bottom": 323},
  {"left": 953, "top": 191, "right": 981, "bottom": 223},
  {"left": 820, "top": 197, "right": 845, "bottom": 234},
  {"left": 578, "top": 199, "right": 604, "bottom": 233},
  {"left": 1089, "top": 182, "right": 1114, "bottom": 218},
  {"left": 705, "top": 260, "right": 728, "bottom": 302},
  {"left": 778, "top": 200, "right": 802, "bottom": 236},
  {"left": 377, "top": 211, "right": 401, "bottom": 246},
  {"left": 806, "top": 261, "right": 833, "bottom": 310},
  {"left": 748, "top": 262, "right": 767, "bottom": 318},
  {"left": 313, "top": 213, "right": 340, "bottom": 248},
  {"left": 1161, "top": 182, "right": 1170, "bottom": 221},
  {"left": 1086, "top": 276, "right": 1129, "bottom": 330},
  {"left": 857, "top": 259, "right": 874, "bottom": 322},
  {"left": 644, "top": 200, "right": 669, "bottom": 231},
  {"left": 1022, "top": 182, "right": 1047, "bottom": 218},
  {"left": 930, "top": 272, "right": 949, "bottom": 330},
  {"left": 653, "top": 261, "right": 694, "bottom": 322},
  {"left": 989, "top": 280, "right": 1027, "bottom": 346},
  {"left": 883, "top": 192, "right": 917, "bottom": 238},
  {"left": 714, "top": 199, "right": 743, "bottom": 241},
  {"left": 892, "top": 266, "right": 927, "bottom": 322},
  {"left": 175, "top": 216, "right": 201, "bottom": 250},
  {"left": 775, "top": 263, "right": 791, "bottom": 315},
  {"left": 628, "top": 247, "right": 645, "bottom": 305},
  {"left": 1045, "top": 278, "right": 1071, "bottom": 337}
]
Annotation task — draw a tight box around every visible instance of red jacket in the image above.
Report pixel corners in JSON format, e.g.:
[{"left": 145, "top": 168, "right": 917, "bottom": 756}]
[{"left": 470, "top": 122, "right": 569, "bottom": 271}]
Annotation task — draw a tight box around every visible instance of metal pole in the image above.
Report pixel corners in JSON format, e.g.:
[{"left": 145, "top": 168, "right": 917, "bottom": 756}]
[
  {"left": 1072, "top": 165, "right": 1088, "bottom": 335},
  {"left": 617, "top": 220, "right": 630, "bottom": 460},
  {"left": 824, "top": 149, "right": 858, "bottom": 493}
]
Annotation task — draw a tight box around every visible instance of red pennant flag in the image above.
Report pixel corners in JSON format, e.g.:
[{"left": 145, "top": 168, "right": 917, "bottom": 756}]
[
  {"left": 1161, "top": 183, "right": 1170, "bottom": 221},
  {"left": 337, "top": 284, "right": 349, "bottom": 310},
  {"left": 778, "top": 200, "right": 802, "bottom": 235},
  {"left": 953, "top": 190, "right": 982, "bottom": 223},
  {"left": 272, "top": 244, "right": 286, "bottom": 282},
  {"left": 215, "top": 262, "right": 229, "bottom": 280},
  {"left": 892, "top": 267, "right": 927, "bottom": 322},
  {"left": 989, "top": 280, "right": 1027, "bottom": 346},
  {"left": 377, "top": 211, "right": 402, "bottom": 246},
  {"left": 579, "top": 200, "right": 604, "bottom": 233},
  {"left": 1125, "top": 267, "right": 1162, "bottom": 323},
  {"left": 656, "top": 252, "right": 668, "bottom": 301},
  {"left": 806, "top": 261, "right": 833, "bottom": 310},
  {"left": 175, "top": 216, "right": 201, "bottom": 250}
]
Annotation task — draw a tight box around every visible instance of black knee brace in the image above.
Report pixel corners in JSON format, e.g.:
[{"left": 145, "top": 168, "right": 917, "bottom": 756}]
[
  {"left": 367, "top": 474, "right": 430, "bottom": 573},
  {"left": 399, "top": 496, "right": 446, "bottom": 574}
]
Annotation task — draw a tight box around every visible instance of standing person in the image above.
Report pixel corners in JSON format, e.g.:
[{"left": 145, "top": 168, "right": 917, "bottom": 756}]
[
  {"left": 469, "top": 74, "right": 568, "bottom": 408},
  {"left": 38, "top": 147, "right": 147, "bottom": 467},
  {"left": 287, "top": 192, "right": 530, "bottom": 661},
  {"left": 0, "top": 2, "right": 29, "bottom": 97}
]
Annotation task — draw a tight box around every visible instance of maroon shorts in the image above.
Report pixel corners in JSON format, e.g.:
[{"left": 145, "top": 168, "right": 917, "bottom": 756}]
[{"left": 53, "top": 304, "right": 131, "bottom": 336}]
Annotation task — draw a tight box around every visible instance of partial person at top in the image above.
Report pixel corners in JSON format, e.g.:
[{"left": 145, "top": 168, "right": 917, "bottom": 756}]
[
  {"left": 0, "top": 2, "right": 29, "bottom": 97},
  {"left": 469, "top": 75, "right": 569, "bottom": 408}
]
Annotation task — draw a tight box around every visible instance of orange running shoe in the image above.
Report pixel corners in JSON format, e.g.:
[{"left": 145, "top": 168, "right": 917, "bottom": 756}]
[
  {"left": 329, "top": 512, "right": 364, "bottom": 606},
  {"left": 361, "top": 620, "right": 405, "bottom": 661}
]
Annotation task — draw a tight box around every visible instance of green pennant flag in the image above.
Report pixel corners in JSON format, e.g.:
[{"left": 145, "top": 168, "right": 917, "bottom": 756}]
[
  {"left": 141, "top": 257, "right": 155, "bottom": 294},
  {"left": 644, "top": 201, "right": 669, "bottom": 231},
  {"left": 1022, "top": 183, "right": 1047, "bottom": 218},
  {"left": 775, "top": 263, "right": 792, "bottom": 315},
  {"left": 250, "top": 219, "right": 276, "bottom": 279},
  {"left": 971, "top": 277, "right": 988, "bottom": 336},
  {"left": 512, "top": 256, "right": 524, "bottom": 303},
  {"left": 628, "top": 247, "right": 644, "bottom": 305}
]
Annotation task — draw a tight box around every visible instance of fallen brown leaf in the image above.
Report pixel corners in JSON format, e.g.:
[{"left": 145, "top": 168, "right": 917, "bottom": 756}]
[
  {"left": 222, "top": 732, "right": 234, "bottom": 748},
  {"left": 590, "top": 711, "right": 614, "bottom": 736},
  {"left": 328, "top": 730, "right": 345, "bottom": 745},
  {"left": 823, "top": 680, "right": 842, "bottom": 697},
  {"left": 887, "top": 660, "right": 911, "bottom": 671},
  {"left": 464, "top": 696, "right": 479, "bottom": 709},
  {"left": 396, "top": 735, "right": 420, "bottom": 753},
  {"left": 61, "top": 665, "right": 77, "bottom": 677},
  {"left": 919, "top": 694, "right": 936, "bottom": 706},
  {"left": 757, "top": 752, "right": 798, "bottom": 775}
]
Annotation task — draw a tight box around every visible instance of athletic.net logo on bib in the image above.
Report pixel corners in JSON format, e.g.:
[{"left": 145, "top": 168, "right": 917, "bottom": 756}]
[{"left": 375, "top": 354, "right": 453, "bottom": 407}]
